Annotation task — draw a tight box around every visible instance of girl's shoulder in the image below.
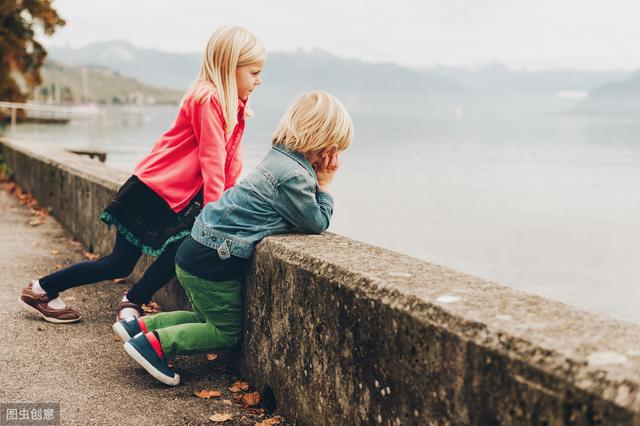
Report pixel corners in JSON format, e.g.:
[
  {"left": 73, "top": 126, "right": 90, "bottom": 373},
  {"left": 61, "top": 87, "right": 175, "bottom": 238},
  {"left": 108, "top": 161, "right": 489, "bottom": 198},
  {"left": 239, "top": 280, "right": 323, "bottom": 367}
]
[{"left": 182, "top": 85, "right": 223, "bottom": 115}]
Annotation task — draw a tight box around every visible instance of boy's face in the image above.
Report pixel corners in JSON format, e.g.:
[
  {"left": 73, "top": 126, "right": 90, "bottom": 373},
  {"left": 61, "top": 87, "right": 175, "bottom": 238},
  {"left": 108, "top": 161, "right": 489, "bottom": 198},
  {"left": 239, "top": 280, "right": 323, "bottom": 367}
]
[{"left": 236, "top": 59, "right": 265, "bottom": 101}]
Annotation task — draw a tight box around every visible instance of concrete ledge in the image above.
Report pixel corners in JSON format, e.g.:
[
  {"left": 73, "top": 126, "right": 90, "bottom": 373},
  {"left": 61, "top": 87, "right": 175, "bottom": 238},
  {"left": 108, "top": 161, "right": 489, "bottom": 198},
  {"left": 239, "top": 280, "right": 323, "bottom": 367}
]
[{"left": 2, "top": 137, "right": 640, "bottom": 425}]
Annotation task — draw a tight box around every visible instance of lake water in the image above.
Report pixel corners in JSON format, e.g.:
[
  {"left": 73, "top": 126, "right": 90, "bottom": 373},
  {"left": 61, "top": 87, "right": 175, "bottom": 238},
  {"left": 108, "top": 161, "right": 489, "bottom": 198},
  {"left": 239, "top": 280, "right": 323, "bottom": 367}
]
[{"left": 11, "top": 103, "right": 640, "bottom": 324}]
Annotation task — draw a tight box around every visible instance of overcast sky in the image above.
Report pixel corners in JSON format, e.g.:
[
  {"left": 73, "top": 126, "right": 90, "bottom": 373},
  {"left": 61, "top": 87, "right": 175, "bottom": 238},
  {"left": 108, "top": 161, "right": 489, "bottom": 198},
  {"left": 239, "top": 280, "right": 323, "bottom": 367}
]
[{"left": 42, "top": 0, "right": 640, "bottom": 71}]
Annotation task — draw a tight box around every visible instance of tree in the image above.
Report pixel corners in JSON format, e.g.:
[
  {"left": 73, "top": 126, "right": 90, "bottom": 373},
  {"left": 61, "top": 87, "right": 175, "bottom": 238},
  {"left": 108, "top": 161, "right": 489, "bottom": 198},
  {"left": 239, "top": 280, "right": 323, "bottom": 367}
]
[{"left": 0, "top": 0, "right": 65, "bottom": 107}]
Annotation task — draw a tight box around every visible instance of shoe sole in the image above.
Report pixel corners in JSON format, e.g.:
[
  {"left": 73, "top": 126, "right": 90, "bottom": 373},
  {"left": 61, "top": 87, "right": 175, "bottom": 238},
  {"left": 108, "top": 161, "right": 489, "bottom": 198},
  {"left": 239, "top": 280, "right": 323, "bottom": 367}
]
[
  {"left": 18, "top": 298, "right": 82, "bottom": 324},
  {"left": 123, "top": 342, "right": 180, "bottom": 386},
  {"left": 112, "top": 322, "right": 132, "bottom": 342}
]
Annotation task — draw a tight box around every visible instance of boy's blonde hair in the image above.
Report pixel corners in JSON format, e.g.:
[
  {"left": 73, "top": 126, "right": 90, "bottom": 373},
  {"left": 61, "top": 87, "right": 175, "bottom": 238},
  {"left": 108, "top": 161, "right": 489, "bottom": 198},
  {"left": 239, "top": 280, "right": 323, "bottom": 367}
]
[
  {"left": 185, "top": 26, "right": 266, "bottom": 134},
  {"left": 272, "top": 91, "right": 354, "bottom": 155}
]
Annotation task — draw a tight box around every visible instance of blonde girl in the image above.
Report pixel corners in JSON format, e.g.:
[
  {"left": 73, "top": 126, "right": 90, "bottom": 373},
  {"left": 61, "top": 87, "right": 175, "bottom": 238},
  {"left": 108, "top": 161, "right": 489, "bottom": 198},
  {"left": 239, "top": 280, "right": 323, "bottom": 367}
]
[{"left": 20, "top": 26, "right": 266, "bottom": 323}]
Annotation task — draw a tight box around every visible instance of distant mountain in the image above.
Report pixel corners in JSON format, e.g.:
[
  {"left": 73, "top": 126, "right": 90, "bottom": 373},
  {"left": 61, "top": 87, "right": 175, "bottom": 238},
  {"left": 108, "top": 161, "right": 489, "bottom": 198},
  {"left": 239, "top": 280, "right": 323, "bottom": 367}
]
[
  {"left": 38, "top": 60, "right": 183, "bottom": 104},
  {"left": 47, "top": 42, "right": 467, "bottom": 115},
  {"left": 426, "top": 62, "right": 629, "bottom": 94},
  {"left": 48, "top": 41, "right": 199, "bottom": 91},
  {"left": 47, "top": 41, "right": 634, "bottom": 116},
  {"left": 573, "top": 71, "right": 640, "bottom": 116}
]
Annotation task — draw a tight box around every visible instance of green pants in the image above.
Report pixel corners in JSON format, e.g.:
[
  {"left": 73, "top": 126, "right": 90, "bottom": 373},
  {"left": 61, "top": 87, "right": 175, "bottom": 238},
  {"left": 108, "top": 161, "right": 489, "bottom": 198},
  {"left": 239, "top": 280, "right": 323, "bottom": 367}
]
[{"left": 141, "top": 265, "right": 243, "bottom": 357}]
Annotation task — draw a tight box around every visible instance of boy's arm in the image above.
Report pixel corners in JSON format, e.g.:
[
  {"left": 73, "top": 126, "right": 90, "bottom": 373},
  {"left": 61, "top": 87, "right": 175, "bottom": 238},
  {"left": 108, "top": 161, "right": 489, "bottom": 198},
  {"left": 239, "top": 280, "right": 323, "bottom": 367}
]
[{"left": 273, "top": 173, "right": 334, "bottom": 234}]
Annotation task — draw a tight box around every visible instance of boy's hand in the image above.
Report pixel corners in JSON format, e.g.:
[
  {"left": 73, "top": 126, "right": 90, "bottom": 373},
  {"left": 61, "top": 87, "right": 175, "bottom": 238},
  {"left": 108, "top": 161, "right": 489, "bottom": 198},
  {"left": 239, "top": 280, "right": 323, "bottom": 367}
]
[{"left": 315, "top": 152, "right": 339, "bottom": 192}]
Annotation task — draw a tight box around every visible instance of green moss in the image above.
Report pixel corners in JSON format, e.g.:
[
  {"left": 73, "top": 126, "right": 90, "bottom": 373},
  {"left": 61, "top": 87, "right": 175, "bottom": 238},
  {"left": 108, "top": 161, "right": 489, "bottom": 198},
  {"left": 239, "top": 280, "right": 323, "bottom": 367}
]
[{"left": 0, "top": 154, "right": 13, "bottom": 181}]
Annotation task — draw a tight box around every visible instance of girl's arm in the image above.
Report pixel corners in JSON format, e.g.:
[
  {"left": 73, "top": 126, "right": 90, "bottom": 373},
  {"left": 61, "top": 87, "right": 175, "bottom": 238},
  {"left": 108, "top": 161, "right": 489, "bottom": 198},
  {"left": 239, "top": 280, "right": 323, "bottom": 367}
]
[{"left": 192, "top": 98, "right": 227, "bottom": 204}]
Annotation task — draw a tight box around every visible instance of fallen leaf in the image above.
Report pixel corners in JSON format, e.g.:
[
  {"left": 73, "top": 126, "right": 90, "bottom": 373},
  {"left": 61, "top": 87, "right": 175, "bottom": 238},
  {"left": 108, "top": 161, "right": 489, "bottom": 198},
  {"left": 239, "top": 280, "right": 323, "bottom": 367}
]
[
  {"left": 230, "top": 381, "right": 250, "bottom": 391},
  {"left": 28, "top": 218, "right": 44, "bottom": 226},
  {"left": 242, "top": 392, "right": 261, "bottom": 407},
  {"left": 245, "top": 407, "right": 265, "bottom": 415},
  {"left": 50, "top": 250, "right": 60, "bottom": 255},
  {"left": 195, "top": 389, "right": 222, "bottom": 399},
  {"left": 256, "top": 416, "right": 283, "bottom": 426},
  {"left": 209, "top": 412, "right": 233, "bottom": 422},
  {"left": 221, "top": 399, "right": 233, "bottom": 405},
  {"left": 32, "top": 208, "right": 49, "bottom": 217},
  {"left": 82, "top": 251, "right": 99, "bottom": 260},
  {"left": 228, "top": 385, "right": 241, "bottom": 393},
  {"left": 142, "top": 301, "right": 161, "bottom": 314},
  {"left": 112, "top": 278, "right": 126, "bottom": 284},
  {"left": 206, "top": 353, "right": 218, "bottom": 361},
  {"left": 69, "top": 240, "right": 82, "bottom": 248},
  {"left": 0, "top": 182, "right": 16, "bottom": 192}
]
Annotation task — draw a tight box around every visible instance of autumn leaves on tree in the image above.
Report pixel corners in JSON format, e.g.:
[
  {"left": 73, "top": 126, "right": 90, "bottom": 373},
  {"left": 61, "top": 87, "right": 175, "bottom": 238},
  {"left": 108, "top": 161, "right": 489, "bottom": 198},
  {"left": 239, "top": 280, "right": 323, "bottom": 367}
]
[{"left": 0, "top": 0, "right": 65, "bottom": 119}]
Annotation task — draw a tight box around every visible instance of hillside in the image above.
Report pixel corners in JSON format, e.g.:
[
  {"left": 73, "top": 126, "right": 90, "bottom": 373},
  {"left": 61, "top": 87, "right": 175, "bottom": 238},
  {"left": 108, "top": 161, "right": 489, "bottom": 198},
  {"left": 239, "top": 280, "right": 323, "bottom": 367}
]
[
  {"left": 36, "top": 60, "right": 183, "bottom": 104},
  {"left": 573, "top": 71, "right": 640, "bottom": 116}
]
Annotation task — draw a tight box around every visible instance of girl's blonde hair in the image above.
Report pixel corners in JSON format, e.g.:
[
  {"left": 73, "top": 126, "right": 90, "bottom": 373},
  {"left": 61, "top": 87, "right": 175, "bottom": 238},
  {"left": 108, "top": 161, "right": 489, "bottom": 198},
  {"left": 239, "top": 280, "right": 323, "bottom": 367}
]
[
  {"left": 272, "top": 91, "right": 354, "bottom": 155},
  {"left": 185, "top": 26, "right": 266, "bottom": 134}
]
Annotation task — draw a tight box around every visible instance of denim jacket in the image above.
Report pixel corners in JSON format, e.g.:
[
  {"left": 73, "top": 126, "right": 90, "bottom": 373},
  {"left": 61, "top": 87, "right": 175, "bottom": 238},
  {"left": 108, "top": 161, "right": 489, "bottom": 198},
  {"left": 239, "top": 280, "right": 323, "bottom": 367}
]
[{"left": 191, "top": 144, "right": 334, "bottom": 259}]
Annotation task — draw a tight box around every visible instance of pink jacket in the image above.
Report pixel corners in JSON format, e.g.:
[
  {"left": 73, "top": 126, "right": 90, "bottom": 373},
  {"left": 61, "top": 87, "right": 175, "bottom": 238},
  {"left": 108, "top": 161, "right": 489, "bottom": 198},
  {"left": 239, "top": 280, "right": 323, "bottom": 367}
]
[{"left": 134, "top": 94, "right": 245, "bottom": 213}]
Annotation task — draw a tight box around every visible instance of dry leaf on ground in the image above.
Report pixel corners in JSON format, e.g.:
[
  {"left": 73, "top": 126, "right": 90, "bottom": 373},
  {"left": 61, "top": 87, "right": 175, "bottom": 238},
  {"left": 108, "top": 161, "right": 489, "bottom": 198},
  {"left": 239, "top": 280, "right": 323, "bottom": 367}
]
[
  {"left": 50, "top": 250, "right": 60, "bottom": 255},
  {"left": 206, "top": 353, "right": 218, "bottom": 361},
  {"left": 209, "top": 412, "right": 233, "bottom": 422},
  {"left": 28, "top": 219, "right": 44, "bottom": 226},
  {"left": 82, "top": 251, "right": 99, "bottom": 260},
  {"left": 195, "top": 389, "right": 222, "bottom": 399},
  {"left": 242, "top": 392, "right": 261, "bottom": 407},
  {"left": 142, "top": 301, "right": 161, "bottom": 313},
  {"left": 112, "top": 278, "right": 126, "bottom": 284},
  {"left": 256, "top": 416, "right": 284, "bottom": 426},
  {"left": 229, "top": 381, "right": 249, "bottom": 392}
]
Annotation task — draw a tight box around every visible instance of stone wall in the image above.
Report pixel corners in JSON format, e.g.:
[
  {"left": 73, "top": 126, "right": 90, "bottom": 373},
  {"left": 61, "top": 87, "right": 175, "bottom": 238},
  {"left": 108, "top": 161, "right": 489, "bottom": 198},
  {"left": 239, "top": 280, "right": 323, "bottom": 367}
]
[{"left": 2, "top": 137, "right": 640, "bottom": 425}]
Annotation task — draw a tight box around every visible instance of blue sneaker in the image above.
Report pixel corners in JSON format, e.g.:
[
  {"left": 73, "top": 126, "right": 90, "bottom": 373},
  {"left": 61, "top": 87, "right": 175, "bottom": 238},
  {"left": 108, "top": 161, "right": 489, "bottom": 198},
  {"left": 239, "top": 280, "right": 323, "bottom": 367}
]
[
  {"left": 123, "top": 333, "right": 180, "bottom": 386},
  {"left": 112, "top": 317, "right": 143, "bottom": 342}
]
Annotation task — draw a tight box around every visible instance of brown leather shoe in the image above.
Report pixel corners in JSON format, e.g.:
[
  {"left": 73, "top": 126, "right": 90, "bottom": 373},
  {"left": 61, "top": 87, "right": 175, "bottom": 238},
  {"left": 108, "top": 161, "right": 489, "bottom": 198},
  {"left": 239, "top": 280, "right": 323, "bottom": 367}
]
[
  {"left": 19, "top": 282, "right": 82, "bottom": 324},
  {"left": 116, "top": 298, "right": 143, "bottom": 321}
]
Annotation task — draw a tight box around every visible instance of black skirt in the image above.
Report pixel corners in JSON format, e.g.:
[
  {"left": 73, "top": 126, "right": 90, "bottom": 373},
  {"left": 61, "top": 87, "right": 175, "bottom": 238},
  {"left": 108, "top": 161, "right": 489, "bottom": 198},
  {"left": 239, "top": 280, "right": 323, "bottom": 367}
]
[{"left": 100, "top": 176, "right": 203, "bottom": 257}]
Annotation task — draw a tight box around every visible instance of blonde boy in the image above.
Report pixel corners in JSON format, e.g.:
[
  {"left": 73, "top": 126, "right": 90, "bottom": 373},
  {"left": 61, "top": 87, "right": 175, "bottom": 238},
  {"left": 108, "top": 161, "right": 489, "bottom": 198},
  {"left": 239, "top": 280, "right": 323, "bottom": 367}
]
[{"left": 113, "top": 91, "right": 354, "bottom": 386}]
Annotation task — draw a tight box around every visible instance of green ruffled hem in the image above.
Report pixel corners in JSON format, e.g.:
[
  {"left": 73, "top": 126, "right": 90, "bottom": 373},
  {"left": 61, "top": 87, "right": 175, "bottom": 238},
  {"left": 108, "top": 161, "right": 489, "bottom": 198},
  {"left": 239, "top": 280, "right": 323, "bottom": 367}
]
[{"left": 100, "top": 211, "right": 190, "bottom": 257}]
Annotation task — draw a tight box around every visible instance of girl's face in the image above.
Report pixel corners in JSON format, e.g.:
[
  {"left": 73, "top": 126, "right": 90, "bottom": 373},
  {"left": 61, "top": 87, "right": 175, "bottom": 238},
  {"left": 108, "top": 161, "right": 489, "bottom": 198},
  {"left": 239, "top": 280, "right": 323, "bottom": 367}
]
[{"left": 236, "top": 59, "right": 265, "bottom": 101}]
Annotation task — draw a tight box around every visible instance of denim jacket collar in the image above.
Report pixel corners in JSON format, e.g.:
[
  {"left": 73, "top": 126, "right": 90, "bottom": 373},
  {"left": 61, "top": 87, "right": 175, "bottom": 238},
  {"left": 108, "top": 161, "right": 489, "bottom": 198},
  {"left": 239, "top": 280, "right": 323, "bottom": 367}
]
[{"left": 271, "top": 144, "right": 316, "bottom": 177}]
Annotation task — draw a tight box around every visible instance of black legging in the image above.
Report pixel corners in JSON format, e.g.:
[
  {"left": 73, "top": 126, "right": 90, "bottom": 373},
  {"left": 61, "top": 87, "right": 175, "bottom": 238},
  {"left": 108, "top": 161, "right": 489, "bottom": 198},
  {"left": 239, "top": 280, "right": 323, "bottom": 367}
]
[{"left": 39, "top": 232, "right": 181, "bottom": 305}]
